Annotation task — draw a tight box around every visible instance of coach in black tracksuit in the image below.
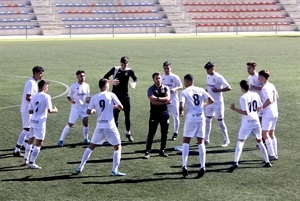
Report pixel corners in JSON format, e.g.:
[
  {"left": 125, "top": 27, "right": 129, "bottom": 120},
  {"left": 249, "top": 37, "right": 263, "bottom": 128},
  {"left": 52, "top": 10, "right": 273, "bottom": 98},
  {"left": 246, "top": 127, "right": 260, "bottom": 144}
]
[
  {"left": 103, "top": 56, "right": 138, "bottom": 142},
  {"left": 144, "top": 72, "right": 170, "bottom": 159}
]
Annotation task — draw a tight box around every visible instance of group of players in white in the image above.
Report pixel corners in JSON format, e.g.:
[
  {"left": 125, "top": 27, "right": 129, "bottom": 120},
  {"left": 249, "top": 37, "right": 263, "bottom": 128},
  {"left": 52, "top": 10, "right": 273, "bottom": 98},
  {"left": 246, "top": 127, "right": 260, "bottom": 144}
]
[{"left": 12, "top": 60, "right": 279, "bottom": 178}]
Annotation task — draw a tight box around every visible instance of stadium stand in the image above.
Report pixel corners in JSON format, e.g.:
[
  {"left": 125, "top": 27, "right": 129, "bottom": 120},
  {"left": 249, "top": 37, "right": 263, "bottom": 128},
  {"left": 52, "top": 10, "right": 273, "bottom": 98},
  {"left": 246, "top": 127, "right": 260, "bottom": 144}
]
[{"left": 0, "top": 0, "right": 299, "bottom": 35}]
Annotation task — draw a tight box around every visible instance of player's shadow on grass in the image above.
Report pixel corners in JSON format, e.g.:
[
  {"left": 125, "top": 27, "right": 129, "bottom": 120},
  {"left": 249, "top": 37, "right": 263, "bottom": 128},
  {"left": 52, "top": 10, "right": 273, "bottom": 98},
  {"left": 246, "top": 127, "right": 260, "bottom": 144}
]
[
  {"left": 82, "top": 177, "right": 184, "bottom": 185},
  {"left": 1, "top": 174, "right": 105, "bottom": 182},
  {"left": 67, "top": 155, "right": 145, "bottom": 165},
  {"left": 0, "top": 165, "right": 28, "bottom": 172}
]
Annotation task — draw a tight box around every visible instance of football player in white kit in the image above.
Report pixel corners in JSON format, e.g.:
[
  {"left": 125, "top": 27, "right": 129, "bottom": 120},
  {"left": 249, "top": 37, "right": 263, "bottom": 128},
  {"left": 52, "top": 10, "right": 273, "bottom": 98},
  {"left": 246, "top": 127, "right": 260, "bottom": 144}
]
[
  {"left": 76, "top": 78, "right": 126, "bottom": 176},
  {"left": 179, "top": 74, "right": 214, "bottom": 178},
  {"left": 58, "top": 70, "right": 91, "bottom": 146},
  {"left": 24, "top": 80, "right": 58, "bottom": 169},
  {"left": 228, "top": 80, "right": 271, "bottom": 173},
  {"left": 203, "top": 62, "right": 231, "bottom": 147},
  {"left": 258, "top": 70, "right": 279, "bottom": 161},
  {"left": 162, "top": 61, "right": 183, "bottom": 141},
  {"left": 247, "top": 61, "right": 263, "bottom": 119},
  {"left": 13, "top": 66, "right": 44, "bottom": 157}
]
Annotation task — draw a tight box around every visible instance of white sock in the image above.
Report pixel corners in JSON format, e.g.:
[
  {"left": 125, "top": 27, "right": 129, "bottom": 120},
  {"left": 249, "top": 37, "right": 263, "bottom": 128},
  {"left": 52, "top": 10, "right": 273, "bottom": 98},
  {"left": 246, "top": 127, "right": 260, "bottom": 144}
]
[
  {"left": 271, "top": 136, "right": 278, "bottom": 157},
  {"left": 15, "top": 130, "right": 28, "bottom": 152},
  {"left": 29, "top": 146, "right": 41, "bottom": 164},
  {"left": 112, "top": 150, "right": 121, "bottom": 173},
  {"left": 24, "top": 143, "right": 33, "bottom": 161},
  {"left": 218, "top": 120, "right": 229, "bottom": 141},
  {"left": 182, "top": 143, "right": 189, "bottom": 167},
  {"left": 198, "top": 143, "right": 206, "bottom": 169},
  {"left": 79, "top": 147, "right": 93, "bottom": 168},
  {"left": 60, "top": 125, "right": 71, "bottom": 141},
  {"left": 265, "top": 138, "right": 275, "bottom": 156},
  {"left": 83, "top": 126, "right": 89, "bottom": 140},
  {"left": 205, "top": 118, "right": 212, "bottom": 142},
  {"left": 257, "top": 141, "right": 269, "bottom": 163},
  {"left": 126, "top": 131, "right": 131, "bottom": 135},
  {"left": 234, "top": 141, "right": 244, "bottom": 164},
  {"left": 173, "top": 115, "right": 180, "bottom": 134}
]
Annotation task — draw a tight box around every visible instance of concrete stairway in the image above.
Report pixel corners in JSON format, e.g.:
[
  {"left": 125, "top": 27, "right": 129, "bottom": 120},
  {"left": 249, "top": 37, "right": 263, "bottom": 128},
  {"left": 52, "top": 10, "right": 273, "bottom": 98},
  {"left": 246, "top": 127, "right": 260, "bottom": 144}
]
[{"left": 159, "top": 0, "right": 192, "bottom": 33}]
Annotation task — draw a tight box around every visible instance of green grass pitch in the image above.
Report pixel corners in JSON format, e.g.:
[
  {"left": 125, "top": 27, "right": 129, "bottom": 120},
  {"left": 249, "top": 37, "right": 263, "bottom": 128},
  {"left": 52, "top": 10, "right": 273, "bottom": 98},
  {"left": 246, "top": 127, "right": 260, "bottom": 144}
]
[{"left": 0, "top": 35, "right": 300, "bottom": 201}]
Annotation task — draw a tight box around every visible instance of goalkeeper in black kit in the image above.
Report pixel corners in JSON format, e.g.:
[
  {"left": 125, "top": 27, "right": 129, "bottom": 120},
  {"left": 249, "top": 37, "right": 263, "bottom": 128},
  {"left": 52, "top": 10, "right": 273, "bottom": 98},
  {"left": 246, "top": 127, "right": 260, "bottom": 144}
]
[{"left": 103, "top": 56, "right": 138, "bottom": 142}]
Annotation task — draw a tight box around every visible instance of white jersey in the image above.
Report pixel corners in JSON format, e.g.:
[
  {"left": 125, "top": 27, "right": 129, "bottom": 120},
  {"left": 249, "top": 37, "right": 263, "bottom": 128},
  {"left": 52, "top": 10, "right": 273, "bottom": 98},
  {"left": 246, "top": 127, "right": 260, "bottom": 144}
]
[
  {"left": 88, "top": 91, "right": 122, "bottom": 129},
  {"left": 162, "top": 73, "right": 182, "bottom": 105},
  {"left": 29, "top": 92, "right": 52, "bottom": 128},
  {"left": 180, "top": 86, "right": 212, "bottom": 122},
  {"left": 20, "top": 77, "right": 38, "bottom": 113},
  {"left": 239, "top": 91, "right": 262, "bottom": 128},
  {"left": 248, "top": 72, "right": 262, "bottom": 97},
  {"left": 68, "top": 82, "right": 90, "bottom": 109},
  {"left": 206, "top": 72, "right": 230, "bottom": 103},
  {"left": 261, "top": 82, "right": 279, "bottom": 118}
]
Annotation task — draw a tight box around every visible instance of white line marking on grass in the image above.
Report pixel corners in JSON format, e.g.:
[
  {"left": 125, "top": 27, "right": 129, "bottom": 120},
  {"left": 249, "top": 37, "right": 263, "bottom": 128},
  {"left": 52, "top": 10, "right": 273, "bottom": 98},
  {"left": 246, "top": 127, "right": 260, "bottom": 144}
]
[{"left": 0, "top": 75, "right": 69, "bottom": 110}]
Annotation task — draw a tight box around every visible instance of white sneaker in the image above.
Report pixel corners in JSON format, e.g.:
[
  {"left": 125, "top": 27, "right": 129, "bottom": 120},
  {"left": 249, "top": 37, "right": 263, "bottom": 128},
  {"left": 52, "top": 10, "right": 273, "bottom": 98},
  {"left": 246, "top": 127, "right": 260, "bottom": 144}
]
[
  {"left": 76, "top": 166, "right": 84, "bottom": 173},
  {"left": 221, "top": 140, "right": 230, "bottom": 147},
  {"left": 28, "top": 163, "right": 42, "bottom": 169}
]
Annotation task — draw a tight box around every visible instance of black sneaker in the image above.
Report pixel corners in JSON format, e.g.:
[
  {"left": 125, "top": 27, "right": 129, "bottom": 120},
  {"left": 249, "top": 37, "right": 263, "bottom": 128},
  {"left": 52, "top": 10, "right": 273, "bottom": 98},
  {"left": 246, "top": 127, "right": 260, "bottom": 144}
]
[
  {"left": 126, "top": 134, "right": 134, "bottom": 142},
  {"left": 269, "top": 156, "right": 278, "bottom": 161},
  {"left": 182, "top": 166, "right": 188, "bottom": 177},
  {"left": 228, "top": 162, "right": 238, "bottom": 173},
  {"left": 144, "top": 151, "right": 150, "bottom": 159},
  {"left": 263, "top": 162, "right": 272, "bottom": 168},
  {"left": 13, "top": 151, "right": 24, "bottom": 157},
  {"left": 172, "top": 133, "right": 178, "bottom": 141},
  {"left": 159, "top": 150, "right": 168, "bottom": 157},
  {"left": 195, "top": 168, "right": 205, "bottom": 178}
]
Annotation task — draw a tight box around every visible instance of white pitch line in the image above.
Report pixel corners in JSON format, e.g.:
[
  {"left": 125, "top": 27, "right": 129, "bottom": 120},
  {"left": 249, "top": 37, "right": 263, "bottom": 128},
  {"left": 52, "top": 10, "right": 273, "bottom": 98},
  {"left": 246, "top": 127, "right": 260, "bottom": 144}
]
[{"left": 0, "top": 75, "right": 69, "bottom": 110}]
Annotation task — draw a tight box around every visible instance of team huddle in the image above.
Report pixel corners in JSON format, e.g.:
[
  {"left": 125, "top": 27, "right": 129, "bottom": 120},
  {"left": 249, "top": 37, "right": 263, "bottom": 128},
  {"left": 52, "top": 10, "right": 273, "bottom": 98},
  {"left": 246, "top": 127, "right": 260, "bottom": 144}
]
[{"left": 12, "top": 57, "right": 279, "bottom": 178}]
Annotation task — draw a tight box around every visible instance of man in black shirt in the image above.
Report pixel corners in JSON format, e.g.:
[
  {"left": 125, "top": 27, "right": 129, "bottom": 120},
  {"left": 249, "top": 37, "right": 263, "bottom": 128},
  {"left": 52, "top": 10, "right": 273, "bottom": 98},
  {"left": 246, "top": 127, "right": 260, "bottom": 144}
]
[
  {"left": 103, "top": 56, "right": 138, "bottom": 142},
  {"left": 144, "top": 72, "right": 171, "bottom": 159}
]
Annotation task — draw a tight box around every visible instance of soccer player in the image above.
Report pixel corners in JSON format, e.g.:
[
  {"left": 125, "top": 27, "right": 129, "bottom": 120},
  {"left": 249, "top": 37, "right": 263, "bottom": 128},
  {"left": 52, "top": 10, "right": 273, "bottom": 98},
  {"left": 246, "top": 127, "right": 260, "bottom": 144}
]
[
  {"left": 180, "top": 74, "right": 213, "bottom": 178},
  {"left": 227, "top": 80, "right": 271, "bottom": 173},
  {"left": 162, "top": 61, "right": 183, "bottom": 141},
  {"left": 247, "top": 61, "right": 263, "bottom": 120},
  {"left": 258, "top": 70, "right": 279, "bottom": 160},
  {"left": 144, "top": 72, "right": 171, "bottom": 159},
  {"left": 13, "top": 66, "right": 44, "bottom": 157},
  {"left": 103, "top": 56, "right": 138, "bottom": 142},
  {"left": 203, "top": 61, "right": 231, "bottom": 147},
  {"left": 24, "top": 80, "right": 58, "bottom": 169},
  {"left": 58, "top": 70, "right": 91, "bottom": 147},
  {"left": 76, "top": 78, "right": 126, "bottom": 176}
]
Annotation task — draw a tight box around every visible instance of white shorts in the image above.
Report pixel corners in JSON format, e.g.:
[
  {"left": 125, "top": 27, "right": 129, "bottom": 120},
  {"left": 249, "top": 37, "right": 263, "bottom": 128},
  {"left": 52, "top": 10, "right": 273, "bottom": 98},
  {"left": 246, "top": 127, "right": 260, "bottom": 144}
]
[
  {"left": 68, "top": 107, "right": 88, "bottom": 124},
  {"left": 29, "top": 127, "right": 46, "bottom": 140},
  {"left": 205, "top": 102, "right": 224, "bottom": 119},
  {"left": 183, "top": 121, "right": 204, "bottom": 138},
  {"left": 167, "top": 103, "right": 179, "bottom": 117},
  {"left": 91, "top": 126, "right": 121, "bottom": 146},
  {"left": 21, "top": 112, "right": 32, "bottom": 128},
  {"left": 238, "top": 123, "right": 262, "bottom": 140},
  {"left": 261, "top": 116, "right": 278, "bottom": 131}
]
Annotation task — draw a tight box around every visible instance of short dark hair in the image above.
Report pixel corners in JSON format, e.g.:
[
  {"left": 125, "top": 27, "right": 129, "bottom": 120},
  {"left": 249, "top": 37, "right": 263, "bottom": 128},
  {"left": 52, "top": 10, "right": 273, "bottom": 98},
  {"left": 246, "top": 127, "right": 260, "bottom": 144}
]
[
  {"left": 152, "top": 72, "right": 160, "bottom": 79},
  {"left": 76, "top": 70, "right": 85, "bottom": 75},
  {"left": 258, "top": 70, "right": 270, "bottom": 80},
  {"left": 247, "top": 61, "right": 257, "bottom": 68},
  {"left": 204, "top": 61, "right": 215, "bottom": 70},
  {"left": 38, "top": 80, "right": 49, "bottom": 90},
  {"left": 184, "top": 74, "right": 193, "bottom": 82},
  {"left": 120, "top": 56, "right": 129, "bottom": 64},
  {"left": 239, "top": 80, "right": 249, "bottom": 91},
  {"left": 163, "top": 61, "right": 171, "bottom": 67},
  {"left": 99, "top": 78, "right": 108, "bottom": 89},
  {"left": 32, "top": 66, "right": 44, "bottom": 73}
]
